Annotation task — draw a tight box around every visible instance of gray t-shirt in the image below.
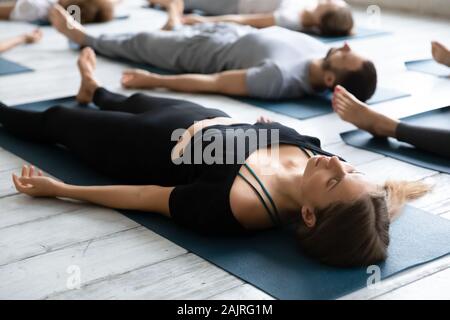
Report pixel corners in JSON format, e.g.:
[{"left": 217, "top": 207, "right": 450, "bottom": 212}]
[{"left": 180, "top": 24, "right": 327, "bottom": 99}]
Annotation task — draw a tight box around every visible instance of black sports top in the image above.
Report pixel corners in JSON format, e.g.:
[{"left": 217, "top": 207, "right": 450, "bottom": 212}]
[{"left": 169, "top": 122, "right": 341, "bottom": 235}]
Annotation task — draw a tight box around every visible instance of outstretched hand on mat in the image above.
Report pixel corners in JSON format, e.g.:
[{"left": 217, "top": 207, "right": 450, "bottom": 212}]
[
  {"left": 121, "top": 69, "right": 159, "bottom": 89},
  {"left": 12, "top": 165, "right": 63, "bottom": 198}
]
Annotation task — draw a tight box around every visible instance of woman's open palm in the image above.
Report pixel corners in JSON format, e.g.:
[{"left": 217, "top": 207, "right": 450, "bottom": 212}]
[{"left": 12, "top": 165, "right": 62, "bottom": 198}]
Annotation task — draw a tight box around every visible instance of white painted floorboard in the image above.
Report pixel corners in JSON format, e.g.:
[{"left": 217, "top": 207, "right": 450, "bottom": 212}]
[{"left": 0, "top": 0, "right": 449, "bottom": 300}]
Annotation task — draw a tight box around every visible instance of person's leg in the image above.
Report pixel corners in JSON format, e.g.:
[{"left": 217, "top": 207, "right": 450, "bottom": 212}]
[
  {"left": 50, "top": 2, "right": 189, "bottom": 70},
  {"left": 396, "top": 123, "right": 450, "bottom": 159},
  {"left": 333, "top": 85, "right": 398, "bottom": 137},
  {"left": 333, "top": 85, "right": 450, "bottom": 158},
  {"left": 161, "top": 0, "right": 184, "bottom": 30},
  {"left": 77, "top": 47, "right": 216, "bottom": 115}
]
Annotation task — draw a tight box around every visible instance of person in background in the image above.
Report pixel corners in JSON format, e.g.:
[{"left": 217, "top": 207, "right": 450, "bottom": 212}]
[
  {"left": 0, "top": 0, "right": 115, "bottom": 24},
  {"left": 50, "top": 0, "right": 376, "bottom": 102},
  {"left": 333, "top": 85, "right": 450, "bottom": 159},
  {"left": 150, "top": 0, "right": 354, "bottom": 37}
]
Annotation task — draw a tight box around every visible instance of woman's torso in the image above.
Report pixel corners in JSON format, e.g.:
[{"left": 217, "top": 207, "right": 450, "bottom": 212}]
[{"left": 171, "top": 117, "right": 336, "bottom": 232}]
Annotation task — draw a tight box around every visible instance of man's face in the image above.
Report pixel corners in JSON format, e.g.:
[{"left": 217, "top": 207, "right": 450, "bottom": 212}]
[{"left": 323, "top": 43, "right": 365, "bottom": 72}]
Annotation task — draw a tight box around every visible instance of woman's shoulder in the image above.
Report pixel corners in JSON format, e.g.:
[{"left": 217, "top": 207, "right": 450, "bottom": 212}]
[{"left": 253, "top": 121, "right": 323, "bottom": 147}]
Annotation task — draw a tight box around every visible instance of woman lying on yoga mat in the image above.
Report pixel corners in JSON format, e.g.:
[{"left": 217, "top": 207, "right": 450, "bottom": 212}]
[
  {"left": 3, "top": 48, "right": 429, "bottom": 268},
  {"left": 333, "top": 85, "right": 450, "bottom": 159},
  {"left": 0, "top": 29, "right": 42, "bottom": 53},
  {"left": 0, "top": 0, "right": 115, "bottom": 24}
]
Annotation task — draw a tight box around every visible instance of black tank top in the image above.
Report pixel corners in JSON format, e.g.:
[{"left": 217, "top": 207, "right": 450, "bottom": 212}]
[{"left": 169, "top": 122, "right": 342, "bottom": 235}]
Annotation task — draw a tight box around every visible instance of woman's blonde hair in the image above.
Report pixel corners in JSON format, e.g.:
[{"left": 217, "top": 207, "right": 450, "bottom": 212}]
[
  {"left": 384, "top": 180, "right": 431, "bottom": 221},
  {"left": 296, "top": 180, "right": 431, "bottom": 267}
]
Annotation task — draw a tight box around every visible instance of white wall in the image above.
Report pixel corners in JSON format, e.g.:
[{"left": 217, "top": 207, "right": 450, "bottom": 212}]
[{"left": 347, "top": 0, "right": 450, "bottom": 18}]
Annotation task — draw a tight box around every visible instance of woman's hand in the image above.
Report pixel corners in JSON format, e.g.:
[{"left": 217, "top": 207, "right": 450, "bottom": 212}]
[
  {"left": 121, "top": 69, "right": 161, "bottom": 89},
  {"left": 12, "top": 165, "right": 63, "bottom": 198}
]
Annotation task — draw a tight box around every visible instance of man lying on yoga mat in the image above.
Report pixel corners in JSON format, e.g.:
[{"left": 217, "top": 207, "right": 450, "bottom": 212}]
[
  {"left": 50, "top": 1, "right": 377, "bottom": 102},
  {"left": 0, "top": 29, "right": 42, "bottom": 53},
  {"left": 333, "top": 85, "right": 450, "bottom": 159},
  {"left": 432, "top": 41, "right": 450, "bottom": 67},
  {"left": 151, "top": 0, "right": 354, "bottom": 37},
  {"left": 0, "top": 0, "right": 116, "bottom": 24},
  {"left": 1, "top": 48, "right": 428, "bottom": 268}
]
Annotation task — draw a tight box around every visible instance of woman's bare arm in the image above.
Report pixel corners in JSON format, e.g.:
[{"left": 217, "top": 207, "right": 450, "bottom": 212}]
[
  {"left": 12, "top": 165, "right": 173, "bottom": 217},
  {"left": 183, "top": 13, "right": 276, "bottom": 29}
]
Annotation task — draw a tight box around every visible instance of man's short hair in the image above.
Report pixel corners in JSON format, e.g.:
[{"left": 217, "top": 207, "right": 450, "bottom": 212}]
[
  {"left": 319, "top": 7, "right": 354, "bottom": 36},
  {"left": 336, "top": 60, "right": 378, "bottom": 102},
  {"left": 62, "top": 0, "right": 114, "bottom": 24}
]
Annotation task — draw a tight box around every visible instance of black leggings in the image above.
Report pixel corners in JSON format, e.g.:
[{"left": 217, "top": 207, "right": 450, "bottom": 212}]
[
  {"left": 396, "top": 122, "right": 450, "bottom": 159},
  {"left": 0, "top": 88, "right": 229, "bottom": 185}
]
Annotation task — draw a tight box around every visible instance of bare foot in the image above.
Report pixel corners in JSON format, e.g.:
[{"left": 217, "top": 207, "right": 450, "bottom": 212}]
[
  {"left": 161, "top": 0, "right": 184, "bottom": 30},
  {"left": 49, "top": 4, "right": 86, "bottom": 45},
  {"left": 332, "top": 85, "right": 398, "bottom": 138},
  {"left": 76, "top": 48, "right": 100, "bottom": 104},
  {"left": 431, "top": 41, "right": 450, "bottom": 67}
]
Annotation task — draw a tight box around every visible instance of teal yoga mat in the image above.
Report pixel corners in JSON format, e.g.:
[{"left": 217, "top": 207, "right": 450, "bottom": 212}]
[
  {"left": 341, "top": 106, "right": 450, "bottom": 174},
  {"left": 1, "top": 96, "right": 449, "bottom": 300},
  {"left": 405, "top": 59, "right": 450, "bottom": 77},
  {"left": 0, "top": 57, "right": 33, "bottom": 76},
  {"left": 310, "top": 27, "right": 391, "bottom": 43}
]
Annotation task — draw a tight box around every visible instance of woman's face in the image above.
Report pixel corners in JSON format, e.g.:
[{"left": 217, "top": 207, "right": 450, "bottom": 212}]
[{"left": 300, "top": 155, "right": 375, "bottom": 211}]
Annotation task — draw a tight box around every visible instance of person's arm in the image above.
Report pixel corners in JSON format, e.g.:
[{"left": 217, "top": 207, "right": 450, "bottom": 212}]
[
  {"left": 12, "top": 165, "right": 173, "bottom": 216},
  {"left": 0, "top": 29, "right": 43, "bottom": 53},
  {"left": 183, "top": 13, "right": 276, "bottom": 29},
  {"left": 0, "top": 36, "right": 25, "bottom": 53},
  {"left": 121, "top": 69, "right": 249, "bottom": 96}
]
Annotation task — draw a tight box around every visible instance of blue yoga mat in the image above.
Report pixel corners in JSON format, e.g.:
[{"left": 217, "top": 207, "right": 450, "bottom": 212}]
[
  {"left": 405, "top": 59, "right": 450, "bottom": 78},
  {"left": 0, "top": 96, "right": 449, "bottom": 300},
  {"left": 0, "top": 57, "right": 33, "bottom": 76},
  {"left": 310, "top": 27, "right": 391, "bottom": 43},
  {"left": 341, "top": 106, "right": 450, "bottom": 174},
  {"left": 31, "top": 14, "right": 130, "bottom": 26}
]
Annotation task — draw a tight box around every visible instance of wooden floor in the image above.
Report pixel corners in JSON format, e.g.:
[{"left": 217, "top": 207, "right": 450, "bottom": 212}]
[{"left": 0, "top": 0, "right": 449, "bottom": 300}]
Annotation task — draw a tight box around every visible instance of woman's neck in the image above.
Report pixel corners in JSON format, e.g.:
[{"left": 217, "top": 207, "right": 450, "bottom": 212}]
[{"left": 271, "top": 148, "right": 308, "bottom": 221}]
